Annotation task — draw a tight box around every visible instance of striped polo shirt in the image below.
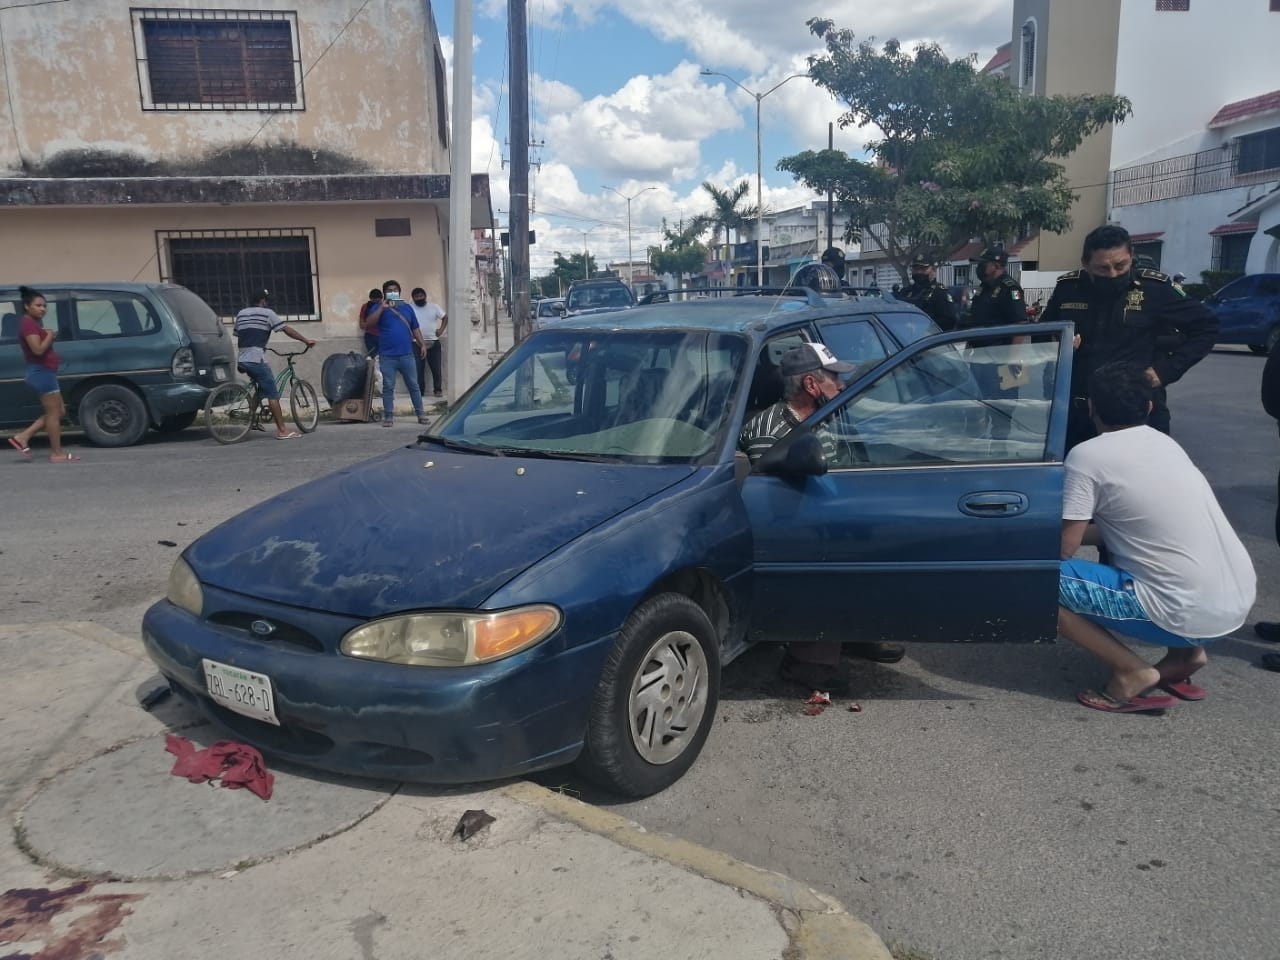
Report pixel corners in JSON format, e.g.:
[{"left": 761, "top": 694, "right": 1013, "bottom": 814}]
[
  {"left": 233, "top": 306, "right": 285, "bottom": 363},
  {"left": 739, "top": 400, "right": 839, "bottom": 464}
]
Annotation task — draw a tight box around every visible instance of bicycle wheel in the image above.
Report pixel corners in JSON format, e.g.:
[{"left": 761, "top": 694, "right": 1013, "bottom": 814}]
[
  {"left": 289, "top": 379, "right": 320, "bottom": 433},
  {"left": 205, "top": 382, "right": 255, "bottom": 444}
]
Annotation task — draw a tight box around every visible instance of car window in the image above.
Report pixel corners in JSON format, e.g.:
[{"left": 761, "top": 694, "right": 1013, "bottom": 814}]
[
  {"left": 1255, "top": 277, "right": 1280, "bottom": 298},
  {"left": 746, "top": 331, "right": 810, "bottom": 413},
  {"left": 876, "top": 310, "right": 940, "bottom": 347},
  {"left": 815, "top": 318, "right": 890, "bottom": 383},
  {"left": 157, "top": 286, "right": 222, "bottom": 334},
  {"left": 74, "top": 294, "right": 161, "bottom": 339},
  {"left": 0, "top": 291, "right": 62, "bottom": 343},
  {"left": 1217, "top": 277, "right": 1256, "bottom": 300},
  {"left": 440, "top": 330, "right": 748, "bottom": 462},
  {"left": 818, "top": 330, "right": 1061, "bottom": 467}
]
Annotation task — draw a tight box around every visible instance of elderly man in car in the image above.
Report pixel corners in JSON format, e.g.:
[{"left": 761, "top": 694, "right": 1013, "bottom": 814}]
[{"left": 740, "top": 342, "right": 906, "bottom": 692}]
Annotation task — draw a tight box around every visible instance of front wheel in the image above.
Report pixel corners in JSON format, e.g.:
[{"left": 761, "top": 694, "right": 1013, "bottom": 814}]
[
  {"left": 1250, "top": 324, "right": 1280, "bottom": 356},
  {"left": 290, "top": 379, "right": 320, "bottom": 433},
  {"left": 204, "top": 383, "right": 254, "bottom": 444},
  {"left": 576, "top": 593, "right": 720, "bottom": 798},
  {"left": 79, "top": 384, "right": 149, "bottom": 447}
]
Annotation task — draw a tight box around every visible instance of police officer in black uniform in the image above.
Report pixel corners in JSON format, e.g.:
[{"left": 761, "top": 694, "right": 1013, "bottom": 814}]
[
  {"left": 1040, "top": 224, "right": 1217, "bottom": 451},
  {"left": 965, "top": 246, "right": 1027, "bottom": 329},
  {"left": 899, "top": 258, "right": 959, "bottom": 330}
]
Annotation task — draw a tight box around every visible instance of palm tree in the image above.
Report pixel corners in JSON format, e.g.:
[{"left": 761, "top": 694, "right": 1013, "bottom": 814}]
[{"left": 697, "top": 180, "right": 758, "bottom": 258}]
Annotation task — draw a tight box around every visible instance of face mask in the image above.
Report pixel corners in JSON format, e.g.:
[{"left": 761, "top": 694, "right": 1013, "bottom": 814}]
[
  {"left": 1087, "top": 274, "right": 1130, "bottom": 299},
  {"left": 386, "top": 291, "right": 401, "bottom": 301},
  {"left": 911, "top": 274, "right": 929, "bottom": 286}
]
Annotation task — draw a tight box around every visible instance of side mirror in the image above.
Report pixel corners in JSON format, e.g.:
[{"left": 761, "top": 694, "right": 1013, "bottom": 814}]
[
  {"left": 556, "top": 306, "right": 567, "bottom": 317},
  {"left": 754, "top": 431, "right": 828, "bottom": 478}
]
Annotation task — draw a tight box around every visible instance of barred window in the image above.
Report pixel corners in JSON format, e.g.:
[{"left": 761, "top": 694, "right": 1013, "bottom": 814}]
[
  {"left": 158, "top": 229, "right": 319, "bottom": 321},
  {"left": 133, "top": 9, "right": 304, "bottom": 111},
  {"left": 1237, "top": 128, "right": 1280, "bottom": 175}
]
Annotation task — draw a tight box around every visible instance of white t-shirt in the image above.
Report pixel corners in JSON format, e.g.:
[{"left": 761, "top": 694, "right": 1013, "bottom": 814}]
[
  {"left": 1062, "top": 426, "right": 1255, "bottom": 638},
  {"left": 411, "top": 302, "right": 446, "bottom": 341}
]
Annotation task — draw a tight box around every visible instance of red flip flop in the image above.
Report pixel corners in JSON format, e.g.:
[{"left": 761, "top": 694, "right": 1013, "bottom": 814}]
[
  {"left": 1158, "top": 679, "right": 1205, "bottom": 701},
  {"left": 1076, "top": 689, "right": 1177, "bottom": 714},
  {"left": 8, "top": 436, "right": 31, "bottom": 459}
]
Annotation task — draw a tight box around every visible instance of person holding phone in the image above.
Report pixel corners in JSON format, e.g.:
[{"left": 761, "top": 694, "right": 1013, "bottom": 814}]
[
  {"left": 366, "top": 279, "right": 427, "bottom": 426},
  {"left": 7, "top": 285, "right": 78, "bottom": 462}
]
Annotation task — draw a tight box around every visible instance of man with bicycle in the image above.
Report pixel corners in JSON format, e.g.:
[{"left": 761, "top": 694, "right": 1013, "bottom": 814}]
[{"left": 233, "top": 290, "right": 316, "bottom": 439}]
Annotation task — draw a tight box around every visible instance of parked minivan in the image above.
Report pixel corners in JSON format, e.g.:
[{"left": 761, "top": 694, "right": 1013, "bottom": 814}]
[{"left": 0, "top": 282, "right": 236, "bottom": 446}]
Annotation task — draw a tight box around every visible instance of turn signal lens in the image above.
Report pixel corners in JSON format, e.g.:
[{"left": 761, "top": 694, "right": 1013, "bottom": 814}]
[
  {"left": 340, "top": 605, "right": 561, "bottom": 666},
  {"left": 166, "top": 558, "right": 203, "bottom": 616}
]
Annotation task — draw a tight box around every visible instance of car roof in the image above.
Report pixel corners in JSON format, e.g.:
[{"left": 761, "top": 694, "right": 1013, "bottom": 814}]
[
  {"left": 535, "top": 292, "right": 927, "bottom": 337},
  {"left": 0, "top": 281, "right": 173, "bottom": 293}
]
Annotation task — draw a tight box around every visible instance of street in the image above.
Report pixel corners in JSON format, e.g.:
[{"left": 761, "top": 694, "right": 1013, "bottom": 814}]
[{"left": 3, "top": 348, "right": 1277, "bottom": 960}]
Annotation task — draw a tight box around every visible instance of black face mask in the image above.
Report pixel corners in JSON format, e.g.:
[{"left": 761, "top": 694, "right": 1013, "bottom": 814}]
[
  {"left": 910, "top": 274, "right": 929, "bottom": 286},
  {"left": 1086, "top": 273, "right": 1131, "bottom": 300}
]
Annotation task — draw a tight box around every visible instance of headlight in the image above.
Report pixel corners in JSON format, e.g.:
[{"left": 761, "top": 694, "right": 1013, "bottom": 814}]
[
  {"left": 167, "top": 558, "right": 203, "bottom": 616},
  {"left": 340, "top": 605, "right": 561, "bottom": 666}
]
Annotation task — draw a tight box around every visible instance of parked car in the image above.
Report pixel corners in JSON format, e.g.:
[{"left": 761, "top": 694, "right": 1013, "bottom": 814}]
[
  {"left": 0, "top": 282, "right": 236, "bottom": 445},
  {"left": 530, "top": 297, "right": 567, "bottom": 330},
  {"left": 564, "top": 277, "right": 635, "bottom": 317},
  {"left": 1205, "top": 273, "right": 1280, "bottom": 355},
  {"left": 142, "top": 290, "right": 1072, "bottom": 797}
]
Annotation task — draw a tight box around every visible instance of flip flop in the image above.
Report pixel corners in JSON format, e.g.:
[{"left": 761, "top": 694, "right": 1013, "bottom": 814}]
[
  {"left": 8, "top": 436, "right": 31, "bottom": 459},
  {"left": 48, "top": 454, "right": 82, "bottom": 463},
  {"left": 1158, "top": 678, "right": 1206, "bottom": 701},
  {"left": 1075, "top": 689, "right": 1177, "bottom": 714},
  {"left": 275, "top": 431, "right": 302, "bottom": 440}
]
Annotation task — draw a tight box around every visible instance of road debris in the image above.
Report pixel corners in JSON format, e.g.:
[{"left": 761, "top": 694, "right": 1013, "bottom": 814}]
[
  {"left": 157, "top": 539, "right": 178, "bottom": 547},
  {"left": 805, "top": 691, "right": 832, "bottom": 705},
  {"left": 453, "top": 809, "right": 495, "bottom": 840},
  {"left": 848, "top": 703, "right": 863, "bottom": 713}
]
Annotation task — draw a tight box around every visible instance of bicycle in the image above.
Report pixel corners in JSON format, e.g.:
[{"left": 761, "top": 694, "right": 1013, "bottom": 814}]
[{"left": 204, "top": 345, "right": 320, "bottom": 444}]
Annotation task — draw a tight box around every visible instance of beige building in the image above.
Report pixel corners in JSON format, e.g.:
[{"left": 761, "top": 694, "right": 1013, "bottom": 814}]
[{"left": 0, "top": 0, "right": 491, "bottom": 336}]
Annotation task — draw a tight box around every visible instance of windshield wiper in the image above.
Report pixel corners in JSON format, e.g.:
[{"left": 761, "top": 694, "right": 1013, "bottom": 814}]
[
  {"left": 491, "top": 447, "right": 621, "bottom": 463},
  {"left": 418, "top": 434, "right": 506, "bottom": 456}
]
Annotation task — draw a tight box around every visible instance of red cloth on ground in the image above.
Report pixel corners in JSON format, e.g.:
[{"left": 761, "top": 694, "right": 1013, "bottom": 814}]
[{"left": 165, "top": 735, "right": 275, "bottom": 801}]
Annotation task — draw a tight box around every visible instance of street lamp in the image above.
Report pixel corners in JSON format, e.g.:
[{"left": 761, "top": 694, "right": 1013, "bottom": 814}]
[
  {"left": 602, "top": 185, "right": 657, "bottom": 289},
  {"left": 580, "top": 226, "right": 601, "bottom": 280},
  {"left": 700, "top": 69, "right": 807, "bottom": 286}
]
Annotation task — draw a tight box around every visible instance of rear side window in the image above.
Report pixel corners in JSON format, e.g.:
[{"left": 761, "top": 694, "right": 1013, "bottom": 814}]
[
  {"left": 877, "top": 310, "right": 940, "bottom": 348},
  {"left": 816, "top": 318, "right": 890, "bottom": 383},
  {"left": 157, "top": 285, "right": 223, "bottom": 334},
  {"left": 74, "top": 293, "right": 161, "bottom": 339},
  {"left": 1256, "top": 277, "right": 1280, "bottom": 297},
  {"left": 0, "top": 291, "right": 64, "bottom": 343}
]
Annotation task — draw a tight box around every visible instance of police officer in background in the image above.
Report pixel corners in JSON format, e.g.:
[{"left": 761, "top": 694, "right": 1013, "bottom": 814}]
[
  {"left": 820, "top": 246, "right": 847, "bottom": 284},
  {"left": 900, "top": 258, "right": 959, "bottom": 330},
  {"left": 1040, "top": 224, "right": 1217, "bottom": 451},
  {"left": 964, "top": 246, "right": 1027, "bottom": 329}
]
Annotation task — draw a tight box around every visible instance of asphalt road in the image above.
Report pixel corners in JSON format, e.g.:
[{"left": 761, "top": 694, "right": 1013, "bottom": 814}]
[{"left": 3, "top": 349, "right": 1277, "bottom": 960}]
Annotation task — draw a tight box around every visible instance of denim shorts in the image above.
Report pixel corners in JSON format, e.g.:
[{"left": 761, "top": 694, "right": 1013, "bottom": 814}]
[
  {"left": 1059, "top": 558, "right": 1207, "bottom": 648},
  {"left": 239, "top": 361, "right": 279, "bottom": 400},
  {"left": 24, "top": 364, "right": 60, "bottom": 397}
]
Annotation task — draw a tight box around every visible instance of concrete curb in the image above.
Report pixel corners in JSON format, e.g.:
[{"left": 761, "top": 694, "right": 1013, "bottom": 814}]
[{"left": 499, "top": 781, "right": 893, "bottom": 960}]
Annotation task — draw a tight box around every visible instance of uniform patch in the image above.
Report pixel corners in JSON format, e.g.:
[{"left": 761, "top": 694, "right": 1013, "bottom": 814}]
[
  {"left": 1011, "top": 289, "right": 1022, "bottom": 301},
  {"left": 1059, "top": 302, "right": 1089, "bottom": 310},
  {"left": 1126, "top": 289, "right": 1145, "bottom": 311}
]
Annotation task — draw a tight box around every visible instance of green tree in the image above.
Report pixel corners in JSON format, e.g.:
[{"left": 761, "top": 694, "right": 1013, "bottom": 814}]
[
  {"left": 542, "top": 251, "right": 597, "bottom": 292},
  {"left": 778, "top": 20, "right": 1132, "bottom": 279},
  {"left": 649, "top": 219, "right": 709, "bottom": 280},
  {"left": 694, "top": 180, "right": 757, "bottom": 254}
]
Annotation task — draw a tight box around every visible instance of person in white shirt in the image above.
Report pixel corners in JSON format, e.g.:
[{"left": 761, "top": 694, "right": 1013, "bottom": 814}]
[
  {"left": 410, "top": 287, "right": 448, "bottom": 398},
  {"left": 1058, "top": 362, "right": 1256, "bottom": 713}
]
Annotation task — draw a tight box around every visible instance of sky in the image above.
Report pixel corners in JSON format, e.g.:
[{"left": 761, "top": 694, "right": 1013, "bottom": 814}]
[{"left": 433, "top": 0, "right": 1016, "bottom": 274}]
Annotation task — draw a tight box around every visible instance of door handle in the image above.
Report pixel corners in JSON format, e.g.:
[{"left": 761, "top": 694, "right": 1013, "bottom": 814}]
[{"left": 959, "top": 492, "right": 1029, "bottom": 518}]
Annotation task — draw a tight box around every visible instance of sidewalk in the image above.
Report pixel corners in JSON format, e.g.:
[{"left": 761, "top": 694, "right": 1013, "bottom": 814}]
[{"left": 0, "top": 621, "right": 892, "bottom": 960}]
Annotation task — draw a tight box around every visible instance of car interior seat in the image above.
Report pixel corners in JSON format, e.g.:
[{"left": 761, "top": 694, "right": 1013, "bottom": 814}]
[{"left": 0, "top": 313, "right": 17, "bottom": 344}]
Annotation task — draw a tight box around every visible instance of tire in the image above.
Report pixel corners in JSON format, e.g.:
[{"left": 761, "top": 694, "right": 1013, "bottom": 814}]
[
  {"left": 575, "top": 593, "right": 720, "bottom": 798},
  {"left": 78, "top": 383, "right": 149, "bottom": 447},
  {"left": 154, "top": 411, "right": 197, "bottom": 433},
  {"left": 1251, "top": 324, "right": 1280, "bottom": 356},
  {"left": 289, "top": 379, "right": 320, "bottom": 433},
  {"left": 204, "top": 382, "right": 254, "bottom": 444}
]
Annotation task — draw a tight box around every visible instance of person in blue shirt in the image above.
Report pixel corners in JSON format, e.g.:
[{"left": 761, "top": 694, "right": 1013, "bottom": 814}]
[{"left": 364, "top": 279, "right": 427, "bottom": 426}]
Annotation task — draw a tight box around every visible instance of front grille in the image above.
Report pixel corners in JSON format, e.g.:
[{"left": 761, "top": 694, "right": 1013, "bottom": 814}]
[{"left": 208, "top": 611, "right": 325, "bottom": 653}]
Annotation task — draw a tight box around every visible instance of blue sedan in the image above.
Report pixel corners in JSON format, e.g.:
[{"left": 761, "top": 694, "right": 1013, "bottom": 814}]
[{"left": 143, "top": 293, "right": 1075, "bottom": 796}]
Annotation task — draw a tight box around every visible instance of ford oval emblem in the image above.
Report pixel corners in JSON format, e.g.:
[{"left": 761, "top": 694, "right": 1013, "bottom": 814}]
[{"left": 250, "top": 619, "right": 276, "bottom": 637}]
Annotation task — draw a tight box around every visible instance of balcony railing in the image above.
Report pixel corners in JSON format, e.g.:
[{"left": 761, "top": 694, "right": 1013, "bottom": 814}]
[{"left": 1112, "top": 141, "right": 1278, "bottom": 206}]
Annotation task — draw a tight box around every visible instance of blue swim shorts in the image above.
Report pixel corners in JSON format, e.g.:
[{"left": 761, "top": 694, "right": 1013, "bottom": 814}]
[
  {"left": 1059, "top": 558, "right": 1209, "bottom": 648},
  {"left": 239, "top": 360, "right": 279, "bottom": 400},
  {"left": 24, "top": 365, "right": 60, "bottom": 397}
]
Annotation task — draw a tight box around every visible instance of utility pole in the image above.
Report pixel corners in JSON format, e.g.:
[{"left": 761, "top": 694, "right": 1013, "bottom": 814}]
[
  {"left": 508, "top": 0, "right": 531, "bottom": 342},
  {"left": 825, "top": 122, "right": 834, "bottom": 252},
  {"left": 445, "top": 0, "right": 473, "bottom": 402}
]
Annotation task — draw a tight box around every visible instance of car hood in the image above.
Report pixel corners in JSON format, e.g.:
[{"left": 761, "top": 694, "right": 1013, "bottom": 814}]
[{"left": 186, "top": 446, "right": 694, "bottom": 617}]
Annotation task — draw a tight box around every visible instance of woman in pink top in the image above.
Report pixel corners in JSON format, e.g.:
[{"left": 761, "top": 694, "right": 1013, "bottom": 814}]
[{"left": 7, "top": 285, "right": 79, "bottom": 462}]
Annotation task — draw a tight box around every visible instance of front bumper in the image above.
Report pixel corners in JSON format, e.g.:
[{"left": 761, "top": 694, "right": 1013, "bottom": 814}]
[{"left": 142, "top": 593, "right": 614, "bottom": 784}]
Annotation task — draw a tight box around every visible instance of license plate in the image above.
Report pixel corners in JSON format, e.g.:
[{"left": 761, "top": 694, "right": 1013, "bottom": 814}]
[{"left": 202, "top": 659, "right": 279, "bottom": 725}]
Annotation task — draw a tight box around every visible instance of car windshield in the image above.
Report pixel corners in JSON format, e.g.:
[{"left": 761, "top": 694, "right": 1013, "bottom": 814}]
[
  {"left": 567, "top": 285, "right": 632, "bottom": 311},
  {"left": 431, "top": 329, "right": 749, "bottom": 462}
]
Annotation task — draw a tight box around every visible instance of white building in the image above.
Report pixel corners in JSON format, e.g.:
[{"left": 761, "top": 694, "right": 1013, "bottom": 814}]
[{"left": 1006, "top": 0, "right": 1280, "bottom": 278}]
